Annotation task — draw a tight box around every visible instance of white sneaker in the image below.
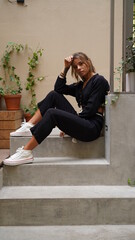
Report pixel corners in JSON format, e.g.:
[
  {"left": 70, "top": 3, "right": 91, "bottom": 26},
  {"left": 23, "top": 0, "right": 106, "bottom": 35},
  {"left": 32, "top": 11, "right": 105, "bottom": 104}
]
[
  {"left": 3, "top": 147, "right": 34, "bottom": 166},
  {"left": 10, "top": 122, "right": 34, "bottom": 137}
]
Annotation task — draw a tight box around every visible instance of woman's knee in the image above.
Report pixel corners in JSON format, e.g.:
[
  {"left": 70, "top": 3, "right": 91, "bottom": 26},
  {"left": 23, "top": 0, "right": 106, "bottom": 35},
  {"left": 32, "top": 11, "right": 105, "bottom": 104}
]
[
  {"left": 44, "top": 108, "right": 58, "bottom": 127},
  {"left": 38, "top": 90, "right": 62, "bottom": 114},
  {"left": 46, "top": 108, "right": 57, "bottom": 116},
  {"left": 47, "top": 90, "right": 61, "bottom": 98}
]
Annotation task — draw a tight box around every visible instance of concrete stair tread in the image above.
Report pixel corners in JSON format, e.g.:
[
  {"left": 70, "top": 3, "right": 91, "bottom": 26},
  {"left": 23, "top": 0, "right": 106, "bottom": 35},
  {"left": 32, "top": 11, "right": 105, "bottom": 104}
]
[
  {"left": 33, "top": 157, "right": 108, "bottom": 165},
  {"left": 1, "top": 186, "right": 135, "bottom": 225},
  {"left": 0, "top": 225, "right": 135, "bottom": 240},
  {"left": 10, "top": 136, "right": 105, "bottom": 158},
  {"left": 0, "top": 185, "right": 135, "bottom": 199},
  {"left": 2, "top": 159, "right": 119, "bottom": 186},
  {"left": 10, "top": 127, "right": 105, "bottom": 159}
]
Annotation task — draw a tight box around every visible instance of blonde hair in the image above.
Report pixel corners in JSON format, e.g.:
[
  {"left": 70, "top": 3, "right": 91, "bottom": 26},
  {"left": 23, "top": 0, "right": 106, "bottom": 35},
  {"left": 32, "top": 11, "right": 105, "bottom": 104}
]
[{"left": 71, "top": 52, "right": 96, "bottom": 81}]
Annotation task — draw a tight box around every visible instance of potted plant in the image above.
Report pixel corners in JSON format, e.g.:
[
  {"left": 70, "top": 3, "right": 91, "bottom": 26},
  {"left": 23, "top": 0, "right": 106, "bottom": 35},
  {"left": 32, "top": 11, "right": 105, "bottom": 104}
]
[
  {"left": 114, "top": 26, "right": 135, "bottom": 94},
  {"left": 0, "top": 80, "right": 4, "bottom": 96},
  {"left": 0, "top": 85, "right": 4, "bottom": 109},
  {"left": 0, "top": 42, "right": 24, "bottom": 110},
  {"left": 125, "top": 28, "right": 135, "bottom": 92},
  {"left": 23, "top": 47, "right": 44, "bottom": 120}
]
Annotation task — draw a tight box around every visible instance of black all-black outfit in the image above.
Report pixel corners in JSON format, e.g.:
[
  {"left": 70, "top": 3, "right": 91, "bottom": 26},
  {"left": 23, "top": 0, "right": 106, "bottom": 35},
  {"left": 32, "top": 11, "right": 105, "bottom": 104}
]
[{"left": 31, "top": 73, "right": 110, "bottom": 144}]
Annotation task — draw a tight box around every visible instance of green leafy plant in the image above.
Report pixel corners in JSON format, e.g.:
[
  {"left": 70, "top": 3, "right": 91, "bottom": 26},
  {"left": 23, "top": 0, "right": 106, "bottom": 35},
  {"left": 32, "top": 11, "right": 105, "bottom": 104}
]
[
  {"left": 110, "top": 60, "right": 123, "bottom": 104},
  {"left": 23, "top": 105, "right": 38, "bottom": 117},
  {"left": 0, "top": 42, "right": 24, "bottom": 95},
  {"left": 0, "top": 43, "right": 45, "bottom": 113},
  {"left": 125, "top": 28, "right": 135, "bottom": 73},
  {"left": 24, "top": 47, "right": 44, "bottom": 116},
  {"left": 0, "top": 76, "right": 4, "bottom": 96},
  {"left": 111, "top": 24, "right": 135, "bottom": 103},
  {"left": 128, "top": 178, "right": 135, "bottom": 187},
  {"left": 0, "top": 87, "right": 4, "bottom": 96}
]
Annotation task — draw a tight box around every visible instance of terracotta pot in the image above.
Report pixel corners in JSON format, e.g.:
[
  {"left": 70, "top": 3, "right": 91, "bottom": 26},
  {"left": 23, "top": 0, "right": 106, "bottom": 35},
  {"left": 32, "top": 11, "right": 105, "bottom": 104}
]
[
  {"left": 4, "top": 94, "right": 22, "bottom": 110},
  {"left": 24, "top": 113, "right": 32, "bottom": 122}
]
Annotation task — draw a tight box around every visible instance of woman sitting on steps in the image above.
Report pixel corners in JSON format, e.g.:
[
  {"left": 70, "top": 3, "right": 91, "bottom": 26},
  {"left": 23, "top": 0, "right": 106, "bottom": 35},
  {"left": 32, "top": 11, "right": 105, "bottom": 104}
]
[{"left": 3, "top": 52, "right": 110, "bottom": 166}]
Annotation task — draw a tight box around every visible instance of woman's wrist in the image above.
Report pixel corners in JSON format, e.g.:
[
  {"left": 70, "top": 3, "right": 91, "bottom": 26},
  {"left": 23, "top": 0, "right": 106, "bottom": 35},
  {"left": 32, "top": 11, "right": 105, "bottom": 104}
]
[{"left": 59, "top": 67, "right": 70, "bottom": 78}]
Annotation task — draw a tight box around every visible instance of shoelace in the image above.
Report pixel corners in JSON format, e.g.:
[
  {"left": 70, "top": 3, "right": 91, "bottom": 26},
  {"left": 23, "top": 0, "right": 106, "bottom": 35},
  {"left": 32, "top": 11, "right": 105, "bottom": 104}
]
[
  {"left": 20, "top": 122, "right": 33, "bottom": 129},
  {"left": 16, "top": 146, "right": 24, "bottom": 153},
  {"left": 20, "top": 122, "right": 27, "bottom": 127},
  {"left": 10, "top": 146, "right": 24, "bottom": 160}
]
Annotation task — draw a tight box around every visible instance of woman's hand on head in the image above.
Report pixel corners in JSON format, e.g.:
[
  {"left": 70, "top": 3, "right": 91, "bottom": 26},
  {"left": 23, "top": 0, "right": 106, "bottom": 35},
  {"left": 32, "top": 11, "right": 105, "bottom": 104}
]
[
  {"left": 60, "top": 55, "right": 73, "bottom": 78},
  {"left": 64, "top": 55, "right": 73, "bottom": 69}
]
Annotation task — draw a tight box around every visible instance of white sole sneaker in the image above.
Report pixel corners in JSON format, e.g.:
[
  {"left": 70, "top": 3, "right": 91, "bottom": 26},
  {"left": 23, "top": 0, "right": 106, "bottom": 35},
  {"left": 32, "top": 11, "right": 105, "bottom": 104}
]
[
  {"left": 10, "top": 122, "right": 34, "bottom": 137},
  {"left": 3, "top": 147, "right": 34, "bottom": 166},
  {"left": 4, "top": 157, "right": 34, "bottom": 166}
]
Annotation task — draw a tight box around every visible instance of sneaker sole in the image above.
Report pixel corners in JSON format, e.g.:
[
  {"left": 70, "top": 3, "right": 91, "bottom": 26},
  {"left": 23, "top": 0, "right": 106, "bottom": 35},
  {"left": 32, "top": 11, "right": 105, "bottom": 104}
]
[
  {"left": 10, "top": 131, "right": 32, "bottom": 137},
  {"left": 3, "top": 157, "right": 34, "bottom": 166}
]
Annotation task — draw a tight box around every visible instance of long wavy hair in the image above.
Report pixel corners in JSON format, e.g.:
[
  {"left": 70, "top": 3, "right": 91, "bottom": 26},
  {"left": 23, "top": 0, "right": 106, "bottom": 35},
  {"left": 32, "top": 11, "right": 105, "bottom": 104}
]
[{"left": 71, "top": 52, "right": 96, "bottom": 81}]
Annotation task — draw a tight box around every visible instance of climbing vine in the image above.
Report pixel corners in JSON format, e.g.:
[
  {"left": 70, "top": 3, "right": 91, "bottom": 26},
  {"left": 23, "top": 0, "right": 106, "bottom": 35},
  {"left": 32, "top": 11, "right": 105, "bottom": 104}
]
[{"left": 0, "top": 42, "right": 45, "bottom": 115}]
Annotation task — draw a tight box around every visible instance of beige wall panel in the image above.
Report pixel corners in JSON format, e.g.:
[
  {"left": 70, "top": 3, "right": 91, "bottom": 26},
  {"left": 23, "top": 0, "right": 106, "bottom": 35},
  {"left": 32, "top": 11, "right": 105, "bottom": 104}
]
[
  {"left": 114, "top": 0, "right": 123, "bottom": 91},
  {"left": 0, "top": 0, "right": 122, "bottom": 110}
]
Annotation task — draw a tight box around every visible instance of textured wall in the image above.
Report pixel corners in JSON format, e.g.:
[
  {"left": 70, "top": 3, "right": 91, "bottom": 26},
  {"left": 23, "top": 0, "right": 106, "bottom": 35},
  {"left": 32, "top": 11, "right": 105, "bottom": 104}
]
[{"left": 0, "top": 0, "right": 123, "bottom": 109}]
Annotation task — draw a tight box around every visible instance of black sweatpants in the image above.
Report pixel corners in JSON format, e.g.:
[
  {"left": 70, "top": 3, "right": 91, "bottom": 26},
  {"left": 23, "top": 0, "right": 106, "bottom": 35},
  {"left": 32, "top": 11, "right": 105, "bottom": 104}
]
[{"left": 31, "top": 90, "right": 103, "bottom": 144}]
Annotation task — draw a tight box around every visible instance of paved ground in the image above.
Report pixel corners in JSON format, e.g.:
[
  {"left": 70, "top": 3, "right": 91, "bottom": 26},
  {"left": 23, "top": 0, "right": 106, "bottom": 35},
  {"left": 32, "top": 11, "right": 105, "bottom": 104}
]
[{"left": 0, "top": 149, "right": 9, "bottom": 166}]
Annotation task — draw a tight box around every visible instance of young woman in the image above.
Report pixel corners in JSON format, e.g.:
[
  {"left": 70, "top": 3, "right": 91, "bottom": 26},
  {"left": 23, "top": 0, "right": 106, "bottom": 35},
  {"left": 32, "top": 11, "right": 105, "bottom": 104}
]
[{"left": 3, "top": 52, "right": 110, "bottom": 166}]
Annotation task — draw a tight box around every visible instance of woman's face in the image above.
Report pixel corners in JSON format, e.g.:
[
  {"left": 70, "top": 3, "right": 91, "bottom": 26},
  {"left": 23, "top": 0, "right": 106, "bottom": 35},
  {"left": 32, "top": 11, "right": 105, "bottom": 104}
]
[{"left": 72, "top": 58, "right": 90, "bottom": 79}]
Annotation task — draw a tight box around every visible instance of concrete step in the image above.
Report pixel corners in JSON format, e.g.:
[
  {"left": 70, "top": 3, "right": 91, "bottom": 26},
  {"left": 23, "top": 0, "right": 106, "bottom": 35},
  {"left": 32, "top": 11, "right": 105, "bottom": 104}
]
[
  {"left": 0, "top": 186, "right": 135, "bottom": 226},
  {"left": 0, "top": 149, "right": 9, "bottom": 189},
  {"left": 3, "top": 158, "right": 111, "bottom": 186},
  {"left": 0, "top": 225, "right": 135, "bottom": 240},
  {"left": 0, "top": 168, "right": 3, "bottom": 189},
  {"left": 10, "top": 127, "right": 105, "bottom": 159}
]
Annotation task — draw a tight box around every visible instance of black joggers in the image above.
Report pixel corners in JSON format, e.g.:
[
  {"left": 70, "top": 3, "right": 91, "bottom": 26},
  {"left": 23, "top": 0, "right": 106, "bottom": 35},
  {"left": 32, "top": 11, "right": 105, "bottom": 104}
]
[{"left": 30, "top": 90, "right": 103, "bottom": 144}]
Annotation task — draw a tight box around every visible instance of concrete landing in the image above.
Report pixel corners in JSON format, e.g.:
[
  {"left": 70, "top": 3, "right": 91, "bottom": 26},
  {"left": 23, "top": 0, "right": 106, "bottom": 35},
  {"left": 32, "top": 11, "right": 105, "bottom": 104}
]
[{"left": 0, "top": 225, "right": 135, "bottom": 240}]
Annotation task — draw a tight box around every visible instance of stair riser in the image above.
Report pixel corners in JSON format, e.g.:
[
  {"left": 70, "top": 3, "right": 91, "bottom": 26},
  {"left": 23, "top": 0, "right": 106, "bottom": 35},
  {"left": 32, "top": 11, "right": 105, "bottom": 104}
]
[
  {"left": 0, "top": 198, "right": 135, "bottom": 225},
  {"left": 10, "top": 136, "right": 105, "bottom": 158},
  {"left": 4, "top": 164, "right": 124, "bottom": 186}
]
